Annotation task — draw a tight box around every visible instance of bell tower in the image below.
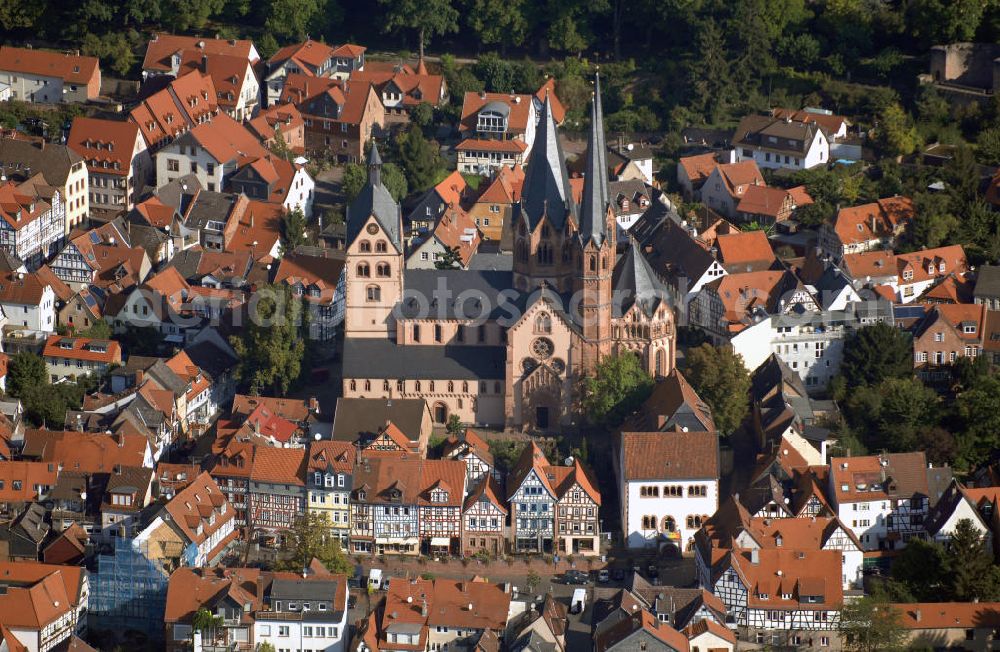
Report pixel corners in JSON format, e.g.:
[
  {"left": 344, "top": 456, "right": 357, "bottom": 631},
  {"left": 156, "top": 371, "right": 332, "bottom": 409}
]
[
  {"left": 343, "top": 144, "right": 404, "bottom": 339},
  {"left": 511, "top": 93, "right": 578, "bottom": 293},
  {"left": 574, "top": 73, "right": 616, "bottom": 370}
]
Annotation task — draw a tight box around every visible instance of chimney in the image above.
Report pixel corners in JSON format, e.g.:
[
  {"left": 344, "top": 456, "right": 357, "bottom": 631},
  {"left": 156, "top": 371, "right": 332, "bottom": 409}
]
[
  {"left": 914, "top": 608, "right": 921, "bottom": 622},
  {"left": 309, "top": 397, "right": 319, "bottom": 414},
  {"left": 421, "top": 599, "right": 428, "bottom": 617},
  {"left": 201, "top": 55, "right": 209, "bottom": 73}
]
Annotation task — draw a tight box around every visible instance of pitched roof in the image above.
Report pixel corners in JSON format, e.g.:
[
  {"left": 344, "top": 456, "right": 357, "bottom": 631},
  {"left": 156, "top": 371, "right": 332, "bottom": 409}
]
[
  {"left": 623, "top": 370, "right": 715, "bottom": 433},
  {"left": 715, "top": 160, "right": 764, "bottom": 197},
  {"left": 578, "top": 73, "right": 610, "bottom": 248},
  {"left": 143, "top": 34, "right": 257, "bottom": 73},
  {"left": 232, "top": 395, "right": 312, "bottom": 422},
  {"left": 42, "top": 335, "right": 121, "bottom": 364},
  {"left": 771, "top": 107, "right": 847, "bottom": 137},
  {"left": 736, "top": 184, "right": 796, "bottom": 219},
  {"left": 0, "top": 46, "right": 98, "bottom": 84},
  {"left": 307, "top": 441, "right": 354, "bottom": 474},
  {"left": 831, "top": 196, "right": 914, "bottom": 246},
  {"left": 268, "top": 39, "right": 334, "bottom": 70},
  {"left": 594, "top": 608, "right": 689, "bottom": 652},
  {"left": 829, "top": 451, "right": 939, "bottom": 504},
  {"left": 249, "top": 446, "right": 307, "bottom": 486},
  {"left": 346, "top": 146, "right": 402, "bottom": 251},
  {"left": 67, "top": 118, "right": 141, "bottom": 177},
  {"left": 894, "top": 602, "right": 1000, "bottom": 630},
  {"left": 715, "top": 231, "right": 777, "bottom": 272},
  {"left": 678, "top": 152, "right": 719, "bottom": 185},
  {"left": 24, "top": 429, "right": 147, "bottom": 473},
  {"left": 460, "top": 92, "right": 535, "bottom": 134},
  {"left": 0, "top": 569, "right": 73, "bottom": 629},
  {"left": 161, "top": 472, "right": 235, "bottom": 554},
  {"left": 517, "top": 94, "right": 576, "bottom": 232},
  {"left": 507, "top": 442, "right": 554, "bottom": 499},
  {"left": 734, "top": 114, "right": 822, "bottom": 155},
  {"left": 0, "top": 138, "right": 83, "bottom": 187},
  {"left": 619, "top": 431, "right": 719, "bottom": 481},
  {"left": 179, "top": 112, "right": 268, "bottom": 165},
  {"left": 128, "top": 71, "right": 219, "bottom": 149}
]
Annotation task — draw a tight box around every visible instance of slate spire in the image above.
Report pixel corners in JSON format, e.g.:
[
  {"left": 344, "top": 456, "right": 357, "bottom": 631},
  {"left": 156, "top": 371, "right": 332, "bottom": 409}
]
[
  {"left": 520, "top": 91, "right": 576, "bottom": 231},
  {"left": 578, "top": 72, "right": 610, "bottom": 247}
]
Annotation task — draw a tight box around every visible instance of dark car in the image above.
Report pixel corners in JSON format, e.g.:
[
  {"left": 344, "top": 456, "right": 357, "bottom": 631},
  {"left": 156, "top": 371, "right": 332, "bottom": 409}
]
[
  {"left": 563, "top": 570, "right": 590, "bottom": 585},
  {"left": 646, "top": 565, "right": 659, "bottom": 579},
  {"left": 611, "top": 568, "right": 625, "bottom": 581}
]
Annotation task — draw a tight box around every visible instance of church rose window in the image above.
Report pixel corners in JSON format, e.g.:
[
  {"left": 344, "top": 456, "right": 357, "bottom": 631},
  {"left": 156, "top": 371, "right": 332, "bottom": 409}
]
[{"left": 531, "top": 337, "right": 554, "bottom": 359}]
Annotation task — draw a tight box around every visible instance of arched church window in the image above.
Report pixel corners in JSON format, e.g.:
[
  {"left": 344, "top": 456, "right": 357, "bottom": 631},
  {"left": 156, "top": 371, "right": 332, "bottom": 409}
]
[
  {"left": 535, "top": 312, "right": 552, "bottom": 334},
  {"left": 448, "top": 381, "right": 454, "bottom": 393},
  {"left": 519, "top": 221, "right": 526, "bottom": 237},
  {"left": 383, "top": 380, "right": 390, "bottom": 392},
  {"left": 357, "top": 263, "right": 370, "bottom": 277},
  {"left": 562, "top": 242, "right": 572, "bottom": 263},
  {"left": 359, "top": 240, "right": 371, "bottom": 252},
  {"left": 655, "top": 348, "right": 666, "bottom": 377},
  {"left": 589, "top": 256, "right": 596, "bottom": 272},
  {"left": 541, "top": 225, "right": 550, "bottom": 238},
  {"left": 375, "top": 240, "right": 387, "bottom": 253},
  {"left": 516, "top": 240, "right": 528, "bottom": 263},
  {"left": 602, "top": 255, "right": 608, "bottom": 270},
  {"left": 538, "top": 244, "right": 553, "bottom": 265},
  {"left": 376, "top": 263, "right": 390, "bottom": 277},
  {"left": 366, "top": 285, "right": 380, "bottom": 302},
  {"left": 397, "top": 379, "right": 405, "bottom": 392},
  {"left": 663, "top": 516, "right": 676, "bottom": 532}
]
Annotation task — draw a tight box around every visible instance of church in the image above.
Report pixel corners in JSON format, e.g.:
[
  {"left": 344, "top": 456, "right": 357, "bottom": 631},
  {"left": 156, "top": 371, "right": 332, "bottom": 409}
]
[{"left": 341, "top": 76, "right": 677, "bottom": 430}]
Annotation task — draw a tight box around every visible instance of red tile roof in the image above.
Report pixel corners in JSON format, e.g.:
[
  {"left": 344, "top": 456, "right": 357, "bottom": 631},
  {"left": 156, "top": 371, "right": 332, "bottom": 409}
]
[
  {"left": 895, "top": 602, "right": 1000, "bottom": 630},
  {"left": 129, "top": 71, "right": 219, "bottom": 149},
  {"left": 269, "top": 39, "right": 334, "bottom": 70},
  {"left": 0, "top": 46, "right": 99, "bottom": 85},
  {"left": 143, "top": 34, "right": 257, "bottom": 73},
  {"left": 715, "top": 231, "right": 776, "bottom": 270},
  {"left": 162, "top": 472, "right": 236, "bottom": 556},
  {"left": 460, "top": 92, "right": 535, "bottom": 134},
  {"left": 678, "top": 152, "right": 719, "bottom": 185},
  {"left": 620, "top": 431, "right": 719, "bottom": 480},
  {"left": 42, "top": 335, "right": 121, "bottom": 364},
  {"left": 67, "top": 118, "right": 142, "bottom": 178},
  {"left": 249, "top": 446, "right": 307, "bottom": 485}
]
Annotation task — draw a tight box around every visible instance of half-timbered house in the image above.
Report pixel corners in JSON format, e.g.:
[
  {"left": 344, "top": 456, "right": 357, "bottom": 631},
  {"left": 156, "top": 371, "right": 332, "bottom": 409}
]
[
  {"left": 828, "top": 451, "right": 952, "bottom": 551},
  {"left": 208, "top": 439, "right": 254, "bottom": 529},
  {"left": 417, "top": 459, "right": 467, "bottom": 555},
  {"left": 507, "top": 443, "right": 556, "bottom": 553},
  {"left": 463, "top": 476, "right": 507, "bottom": 556},
  {"left": 442, "top": 429, "right": 495, "bottom": 485},
  {"left": 711, "top": 547, "right": 843, "bottom": 648},
  {"left": 550, "top": 458, "right": 601, "bottom": 556},
  {"left": 247, "top": 446, "right": 306, "bottom": 536},
  {"left": 352, "top": 456, "right": 421, "bottom": 555}
]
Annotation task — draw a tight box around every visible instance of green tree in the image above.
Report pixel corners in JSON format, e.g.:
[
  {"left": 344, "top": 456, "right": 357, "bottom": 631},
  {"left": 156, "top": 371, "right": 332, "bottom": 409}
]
[
  {"left": 874, "top": 377, "right": 939, "bottom": 451},
  {"left": 445, "top": 413, "right": 463, "bottom": 435},
  {"left": 688, "top": 21, "right": 734, "bottom": 125},
  {"left": 906, "top": 0, "right": 991, "bottom": 46},
  {"left": 276, "top": 512, "right": 353, "bottom": 574},
  {"left": 282, "top": 208, "right": 308, "bottom": 253},
  {"left": 7, "top": 352, "right": 47, "bottom": 398},
  {"left": 909, "top": 191, "right": 959, "bottom": 249},
  {"left": 379, "top": 0, "right": 459, "bottom": 60},
  {"left": 395, "top": 126, "right": 443, "bottom": 192},
  {"left": 342, "top": 163, "right": 367, "bottom": 203},
  {"left": 265, "top": 0, "right": 334, "bottom": 41},
  {"left": 582, "top": 353, "right": 655, "bottom": 427},
  {"left": 887, "top": 537, "right": 948, "bottom": 602},
  {"left": 258, "top": 643, "right": 276, "bottom": 652},
  {"left": 877, "top": 103, "right": 920, "bottom": 157},
  {"left": 161, "top": 0, "right": 224, "bottom": 31},
  {"left": 434, "top": 246, "right": 462, "bottom": 270},
  {"left": 192, "top": 608, "right": 223, "bottom": 642},
  {"left": 410, "top": 102, "right": 435, "bottom": 130},
  {"left": 682, "top": 344, "right": 751, "bottom": 436},
  {"left": 81, "top": 32, "right": 137, "bottom": 77},
  {"left": 79, "top": 319, "right": 113, "bottom": 340},
  {"left": 0, "top": 0, "right": 46, "bottom": 30},
  {"left": 840, "top": 322, "right": 912, "bottom": 387},
  {"left": 465, "top": 0, "right": 527, "bottom": 50},
  {"left": 229, "top": 284, "right": 306, "bottom": 395},
  {"left": 956, "top": 373, "right": 1000, "bottom": 469},
  {"left": 382, "top": 162, "right": 409, "bottom": 203},
  {"left": 525, "top": 569, "right": 541, "bottom": 593},
  {"left": 947, "top": 518, "right": 1000, "bottom": 601},
  {"left": 977, "top": 126, "right": 1000, "bottom": 166},
  {"left": 838, "top": 593, "right": 908, "bottom": 652}
]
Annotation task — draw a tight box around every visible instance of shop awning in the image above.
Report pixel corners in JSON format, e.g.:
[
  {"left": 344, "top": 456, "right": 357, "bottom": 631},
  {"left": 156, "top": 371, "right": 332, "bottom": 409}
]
[{"left": 430, "top": 537, "right": 450, "bottom": 547}]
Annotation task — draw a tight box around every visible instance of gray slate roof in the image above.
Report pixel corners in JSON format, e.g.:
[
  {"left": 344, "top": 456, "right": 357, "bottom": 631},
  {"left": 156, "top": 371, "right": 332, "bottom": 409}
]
[
  {"left": 332, "top": 397, "right": 428, "bottom": 442},
  {"left": 517, "top": 94, "right": 576, "bottom": 232},
  {"left": 974, "top": 265, "right": 1000, "bottom": 299},
  {"left": 342, "top": 338, "right": 505, "bottom": 380},
  {"left": 613, "top": 238, "right": 673, "bottom": 318},
  {"left": 0, "top": 138, "right": 82, "bottom": 186},
  {"left": 400, "top": 269, "right": 514, "bottom": 320},
  {"left": 578, "top": 73, "right": 610, "bottom": 248},
  {"left": 346, "top": 144, "right": 402, "bottom": 252}
]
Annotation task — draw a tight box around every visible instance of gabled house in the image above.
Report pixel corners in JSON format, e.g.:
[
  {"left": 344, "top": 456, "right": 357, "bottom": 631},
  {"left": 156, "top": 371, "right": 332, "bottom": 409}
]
[
  {"left": 49, "top": 220, "right": 150, "bottom": 291},
  {"left": 154, "top": 113, "right": 269, "bottom": 191},
  {"left": 228, "top": 154, "right": 315, "bottom": 217},
  {"left": 622, "top": 370, "right": 716, "bottom": 433},
  {"left": 407, "top": 205, "right": 480, "bottom": 269},
  {"left": 0, "top": 175, "right": 66, "bottom": 270},
  {"left": 352, "top": 60, "right": 447, "bottom": 126},
  {"left": 279, "top": 74, "right": 384, "bottom": 163},
  {"left": 0, "top": 46, "right": 100, "bottom": 103},
  {"left": 456, "top": 90, "right": 540, "bottom": 174},
  {"left": 274, "top": 250, "right": 345, "bottom": 340},
  {"left": 441, "top": 429, "right": 494, "bottom": 484},
  {"left": 828, "top": 451, "right": 952, "bottom": 551},
  {"left": 417, "top": 459, "right": 468, "bottom": 555},
  {"left": 265, "top": 39, "right": 337, "bottom": 105},
  {"left": 734, "top": 114, "right": 830, "bottom": 171},
  {"left": 819, "top": 196, "right": 915, "bottom": 259},
  {"left": 841, "top": 244, "right": 968, "bottom": 303},
  {"left": 466, "top": 163, "right": 524, "bottom": 246},
  {"left": 0, "top": 136, "right": 88, "bottom": 232},
  {"left": 923, "top": 479, "right": 994, "bottom": 549},
  {"left": 248, "top": 446, "right": 307, "bottom": 534},
  {"left": 617, "top": 431, "right": 719, "bottom": 551},
  {"left": 677, "top": 152, "right": 722, "bottom": 200},
  {"left": 306, "top": 440, "right": 354, "bottom": 543},
  {"left": 129, "top": 71, "right": 220, "bottom": 152},
  {"left": 42, "top": 335, "right": 121, "bottom": 382},
  {"left": 247, "top": 103, "right": 306, "bottom": 153},
  {"left": 350, "top": 456, "right": 422, "bottom": 555},
  {"left": 141, "top": 33, "right": 259, "bottom": 80},
  {"left": 0, "top": 270, "right": 58, "bottom": 332},
  {"left": 736, "top": 184, "right": 811, "bottom": 227},
  {"left": 175, "top": 50, "right": 260, "bottom": 121},
  {"left": 98, "top": 465, "right": 154, "bottom": 540},
  {"left": 406, "top": 170, "right": 469, "bottom": 237},
  {"left": 699, "top": 160, "right": 765, "bottom": 220},
  {"left": 507, "top": 442, "right": 556, "bottom": 553},
  {"left": 911, "top": 303, "right": 984, "bottom": 381},
  {"left": 67, "top": 117, "right": 152, "bottom": 212},
  {"left": 550, "top": 458, "right": 602, "bottom": 556},
  {"left": 0, "top": 564, "right": 83, "bottom": 652},
  {"left": 462, "top": 475, "right": 507, "bottom": 557}
]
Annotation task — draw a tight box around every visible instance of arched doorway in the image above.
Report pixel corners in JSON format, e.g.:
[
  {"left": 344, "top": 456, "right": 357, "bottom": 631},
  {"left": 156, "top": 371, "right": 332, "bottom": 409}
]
[{"left": 433, "top": 402, "right": 448, "bottom": 424}]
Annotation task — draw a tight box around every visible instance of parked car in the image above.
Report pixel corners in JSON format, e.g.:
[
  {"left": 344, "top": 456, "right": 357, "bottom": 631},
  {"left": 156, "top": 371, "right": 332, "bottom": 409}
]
[
  {"left": 563, "top": 570, "right": 590, "bottom": 585},
  {"left": 646, "top": 565, "right": 659, "bottom": 579},
  {"left": 597, "top": 569, "right": 610, "bottom": 583},
  {"left": 611, "top": 568, "right": 625, "bottom": 581}
]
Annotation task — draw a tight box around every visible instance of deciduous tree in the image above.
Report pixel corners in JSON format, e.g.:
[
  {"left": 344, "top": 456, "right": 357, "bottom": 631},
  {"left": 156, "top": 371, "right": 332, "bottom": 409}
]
[
  {"left": 281, "top": 208, "right": 308, "bottom": 253},
  {"left": 378, "top": 0, "right": 459, "bottom": 61},
  {"left": 277, "top": 512, "right": 353, "bottom": 574},
  {"left": 840, "top": 322, "right": 912, "bottom": 387},
  {"left": 681, "top": 344, "right": 750, "bottom": 436},
  {"left": 229, "top": 284, "right": 305, "bottom": 395},
  {"left": 582, "top": 353, "right": 654, "bottom": 427},
  {"left": 838, "top": 593, "right": 908, "bottom": 652}
]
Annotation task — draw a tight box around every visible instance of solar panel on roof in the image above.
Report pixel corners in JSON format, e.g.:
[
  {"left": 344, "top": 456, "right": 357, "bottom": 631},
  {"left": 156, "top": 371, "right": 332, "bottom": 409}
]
[
  {"left": 89, "top": 232, "right": 100, "bottom": 244},
  {"left": 83, "top": 294, "right": 97, "bottom": 307}
]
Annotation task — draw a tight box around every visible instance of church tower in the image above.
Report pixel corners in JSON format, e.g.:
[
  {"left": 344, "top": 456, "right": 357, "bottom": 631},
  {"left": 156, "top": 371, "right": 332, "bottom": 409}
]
[
  {"left": 573, "top": 74, "right": 616, "bottom": 369},
  {"left": 343, "top": 144, "right": 404, "bottom": 339},
  {"left": 511, "top": 93, "right": 578, "bottom": 293}
]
